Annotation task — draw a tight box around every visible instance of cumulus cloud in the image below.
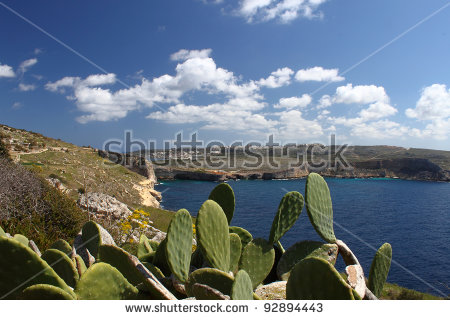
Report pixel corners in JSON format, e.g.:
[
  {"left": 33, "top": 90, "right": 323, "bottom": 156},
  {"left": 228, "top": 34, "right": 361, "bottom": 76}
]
[
  {"left": 405, "top": 84, "right": 450, "bottom": 121},
  {"left": 0, "top": 63, "right": 15, "bottom": 78},
  {"left": 18, "top": 58, "right": 38, "bottom": 74},
  {"left": 237, "top": 0, "right": 328, "bottom": 23},
  {"left": 274, "top": 94, "right": 312, "bottom": 109},
  {"left": 295, "top": 66, "right": 344, "bottom": 83},
  {"left": 257, "top": 67, "right": 293, "bottom": 88},
  {"left": 276, "top": 109, "right": 323, "bottom": 139},
  {"left": 170, "top": 49, "right": 212, "bottom": 61}
]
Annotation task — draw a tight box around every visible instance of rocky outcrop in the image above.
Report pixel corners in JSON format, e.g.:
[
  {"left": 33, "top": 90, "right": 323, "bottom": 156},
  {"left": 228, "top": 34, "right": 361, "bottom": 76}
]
[
  {"left": 78, "top": 192, "right": 132, "bottom": 219},
  {"left": 98, "top": 150, "right": 157, "bottom": 188}
]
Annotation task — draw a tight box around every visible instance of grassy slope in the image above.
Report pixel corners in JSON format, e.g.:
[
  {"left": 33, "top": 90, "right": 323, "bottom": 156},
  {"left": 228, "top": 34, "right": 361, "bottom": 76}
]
[{"left": 1, "top": 124, "right": 149, "bottom": 209}]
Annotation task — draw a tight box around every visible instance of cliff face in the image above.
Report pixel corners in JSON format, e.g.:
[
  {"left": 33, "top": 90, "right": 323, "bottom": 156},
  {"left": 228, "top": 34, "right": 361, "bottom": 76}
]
[{"left": 153, "top": 158, "right": 450, "bottom": 182}]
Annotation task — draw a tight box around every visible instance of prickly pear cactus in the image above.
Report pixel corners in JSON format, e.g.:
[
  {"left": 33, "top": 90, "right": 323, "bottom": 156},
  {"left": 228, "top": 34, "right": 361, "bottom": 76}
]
[
  {"left": 229, "top": 233, "right": 242, "bottom": 273},
  {"left": 153, "top": 238, "right": 170, "bottom": 276},
  {"left": 98, "top": 244, "right": 143, "bottom": 286},
  {"left": 269, "top": 191, "right": 304, "bottom": 245},
  {"left": 81, "top": 221, "right": 116, "bottom": 258},
  {"left": 368, "top": 243, "right": 392, "bottom": 297},
  {"left": 229, "top": 226, "right": 253, "bottom": 248},
  {"left": 75, "top": 262, "right": 138, "bottom": 300},
  {"left": 0, "top": 237, "right": 74, "bottom": 299},
  {"left": 192, "top": 283, "right": 229, "bottom": 300},
  {"left": 277, "top": 240, "right": 339, "bottom": 281},
  {"left": 21, "top": 284, "right": 75, "bottom": 300},
  {"left": 305, "top": 173, "right": 336, "bottom": 243},
  {"left": 137, "top": 234, "right": 153, "bottom": 260},
  {"left": 231, "top": 270, "right": 253, "bottom": 300},
  {"left": 13, "top": 234, "right": 29, "bottom": 247},
  {"left": 41, "top": 248, "right": 79, "bottom": 288},
  {"left": 0, "top": 226, "right": 6, "bottom": 237},
  {"left": 72, "top": 254, "right": 87, "bottom": 278},
  {"left": 166, "top": 209, "right": 193, "bottom": 282},
  {"left": 50, "top": 239, "right": 73, "bottom": 256},
  {"left": 286, "top": 257, "right": 355, "bottom": 300},
  {"left": 142, "top": 262, "right": 165, "bottom": 279},
  {"left": 196, "top": 200, "right": 230, "bottom": 272},
  {"left": 239, "top": 238, "right": 275, "bottom": 289},
  {"left": 185, "top": 268, "right": 234, "bottom": 297},
  {"left": 208, "top": 183, "right": 235, "bottom": 224}
]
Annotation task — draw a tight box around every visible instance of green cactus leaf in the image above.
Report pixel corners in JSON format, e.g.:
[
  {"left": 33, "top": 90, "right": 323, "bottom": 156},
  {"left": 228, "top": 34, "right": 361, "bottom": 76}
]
[
  {"left": 208, "top": 183, "right": 235, "bottom": 224},
  {"left": 239, "top": 238, "right": 275, "bottom": 289},
  {"left": 139, "top": 252, "right": 155, "bottom": 263},
  {"left": 81, "top": 221, "right": 115, "bottom": 259},
  {"left": 196, "top": 200, "right": 230, "bottom": 272},
  {"left": 192, "top": 283, "right": 229, "bottom": 300},
  {"left": 13, "top": 234, "right": 29, "bottom": 247},
  {"left": 185, "top": 268, "right": 234, "bottom": 297},
  {"left": 75, "top": 262, "right": 138, "bottom": 300},
  {"left": 264, "top": 243, "right": 284, "bottom": 284},
  {"left": 166, "top": 209, "right": 193, "bottom": 282},
  {"left": 153, "top": 238, "right": 170, "bottom": 276},
  {"left": 142, "top": 262, "right": 165, "bottom": 279},
  {"left": 137, "top": 234, "right": 153, "bottom": 260},
  {"left": 0, "top": 237, "right": 74, "bottom": 299},
  {"left": 21, "top": 284, "right": 75, "bottom": 300},
  {"left": 41, "top": 249, "right": 79, "bottom": 288},
  {"left": 269, "top": 191, "right": 304, "bottom": 245},
  {"left": 368, "top": 243, "right": 392, "bottom": 297},
  {"left": 229, "top": 233, "right": 242, "bottom": 273},
  {"left": 229, "top": 226, "right": 253, "bottom": 248},
  {"left": 98, "top": 245, "right": 144, "bottom": 286},
  {"left": 50, "top": 239, "right": 73, "bottom": 256},
  {"left": 286, "top": 257, "right": 355, "bottom": 300},
  {"left": 72, "top": 255, "right": 87, "bottom": 278},
  {"left": 277, "top": 241, "right": 339, "bottom": 281},
  {"left": 231, "top": 270, "right": 253, "bottom": 300},
  {"left": 0, "top": 225, "right": 6, "bottom": 237},
  {"left": 305, "top": 173, "right": 336, "bottom": 243}
]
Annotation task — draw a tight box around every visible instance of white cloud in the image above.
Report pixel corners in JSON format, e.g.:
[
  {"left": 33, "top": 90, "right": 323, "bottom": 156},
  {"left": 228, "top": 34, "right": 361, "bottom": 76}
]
[
  {"left": 274, "top": 94, "right": 312, "bottom": 109},
  {"left": 237, "top": 0, "right": 328, "bottom": 23},
  {"left": 317, "top": 94, "right": 332, "bottom": 109},
  {"left": 12, "top": 102, "right": 22, "bottom": 109},
  {"left": 405, "top": 84, "right": 450, "bottom": 121},
  {"left": 359, "top": 101, "right": 397, "bottom": 121},
  {"left": 0, "top": 63, "right": 15, "bottom": 78},
  {"left": 276, "top": 109, "right": 323, "bottom": 139},
  {"left": 18, "top": 83, "right": 37, "bottom": 92},
  {"left": 295, "top": 66, "right": 344, "bottom": 82},
  {"left": 334, "top": 84, "right": 389, "bottom": 104},
  {"left": 258, "top": 67, "right": 293, "bottom": 88},
  {"left": 170, "top": 49, "right": 212, "bottom": 61},
  {"left": 349, "top": 120, "right": 409, "bottom": 139},
  {"left": 18, "top": 58, "right": 38, "bottom": 74}
]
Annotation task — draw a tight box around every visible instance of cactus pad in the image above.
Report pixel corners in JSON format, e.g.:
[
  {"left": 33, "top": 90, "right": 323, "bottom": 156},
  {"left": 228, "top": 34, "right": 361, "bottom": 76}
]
[
  {"left": 239, "top": 238, "right": 275, "bottom": 289},
  {"left": 153, "top": 237, "right": 170, "bottom": 276},
  {"left": 229, "top": 233, "right": 242, "bottom": 273},
  {"left": 0, "top": 237, "right": 74, "bottom": 299},
  {"left": 368, "top": 243, "right": 392, "bottom": 297},
  {"left": 81, "top": 221, "right": 116, "bottom": 258},
  {"left": 185, "top": 268, "right": 234, "bottom": 297},
  {"left": 192, "top": 283, "right": 229, "bottom": 300},
  {"left": 75, "top": 262, "right": 138, "bottom": 300},
  {"left": 277, "top": 240, "right": 339, "bottom": 281},
  {"left": 166, "top": 209, "right": 193, "bottom": 282},
  {"left": 41, "top": 248, "right": 79, "bottom": 288},
  {"left": 196, "top": 200, "right": 230, "bottom": 272},
  {"left": 73, "top": 254, "right": 87, "bottom": 277},
  {"left": 137, "top": 234, "right": 153, "bottom": 260},
  {"left": 50, "top": 239, "right": 73, "bottom": 256},
  {"left": 229, "top": 226, "right": 253, "bottom": 248},
  {"left": 0, "top": 225, "right": 6, "bottom": 237},
  {"left": 231, "top": 270, "right": 253, "bottom": 300},
  {"left": 21, "top": 284, "right": 75, "bottom": 300},
  {"left": 208, "top": 183, "right": 235, "bottom": 224},
  {"left": 305, "top": 173, "right": 336, "bottom": 243},
  {"left": 13, "top": 234, "right": 29, "bottom": 247},
  {"left": 269, "top": 191, "right": 304, "bottom": 245},
  {"left": 286, "top": 257, "right": 355, "bottom": 300}
]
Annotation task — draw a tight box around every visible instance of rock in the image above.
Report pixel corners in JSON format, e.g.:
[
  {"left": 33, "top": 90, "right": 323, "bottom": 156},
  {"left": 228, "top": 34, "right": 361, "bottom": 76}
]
[
  {"left": 77, "top": 192, "right": 132, "bottom": 220},
  {"left": 46, "top": 178, "right": 69, "bottom": 194},
  {"left": 255, "top": 281, "right": 287, "bottom": 300}
]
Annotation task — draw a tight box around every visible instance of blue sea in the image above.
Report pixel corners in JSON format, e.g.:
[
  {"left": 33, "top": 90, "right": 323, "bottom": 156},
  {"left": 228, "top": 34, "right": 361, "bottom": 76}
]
[{"left": 155, "top": 178, "right": 450, "bottom": 297}]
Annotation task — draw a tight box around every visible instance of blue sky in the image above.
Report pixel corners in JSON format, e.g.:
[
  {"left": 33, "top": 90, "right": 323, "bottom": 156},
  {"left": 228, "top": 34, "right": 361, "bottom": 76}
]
[{"left": 1, "top": 0, "right": 450, "bottom": 150}]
